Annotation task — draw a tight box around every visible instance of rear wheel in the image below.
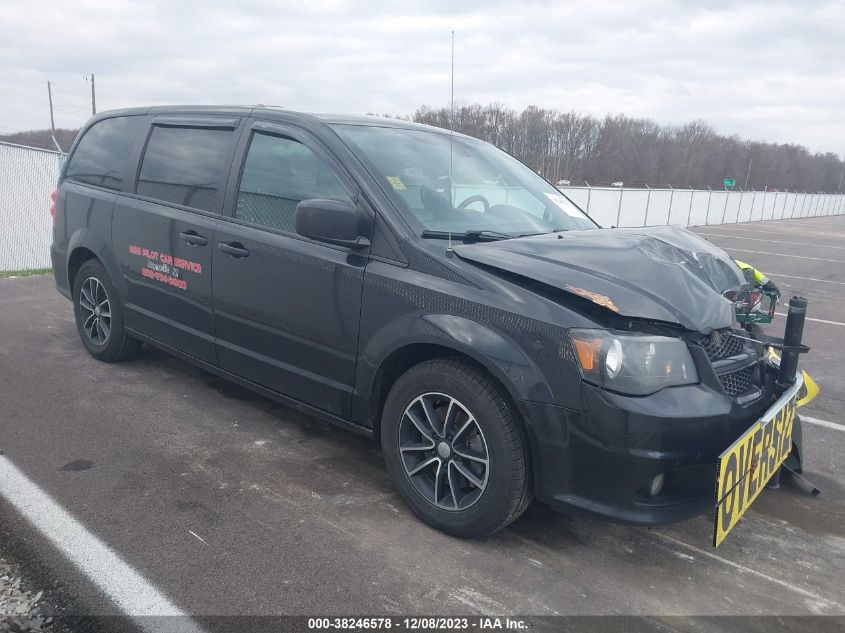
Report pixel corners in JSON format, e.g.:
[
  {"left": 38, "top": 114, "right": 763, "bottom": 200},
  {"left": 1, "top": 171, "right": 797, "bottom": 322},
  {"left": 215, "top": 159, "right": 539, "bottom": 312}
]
[
  {"left": 382, "top": 358, "right": 531, "bottom": 537},
  {"left": 73, "top": 259, "right": 141, "bottom": 362}
]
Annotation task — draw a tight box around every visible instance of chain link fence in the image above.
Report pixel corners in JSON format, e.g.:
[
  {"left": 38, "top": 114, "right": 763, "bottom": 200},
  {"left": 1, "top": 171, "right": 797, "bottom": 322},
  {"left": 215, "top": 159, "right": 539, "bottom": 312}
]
[
  {"left": 1, "top": 142, "right": 844, "bottom": 272},
  {"left": 557, "top": 184, "right": 845, "bottom": 229},
  {"left": 0, "top": 142, "right": 63, "bottom": 272}
]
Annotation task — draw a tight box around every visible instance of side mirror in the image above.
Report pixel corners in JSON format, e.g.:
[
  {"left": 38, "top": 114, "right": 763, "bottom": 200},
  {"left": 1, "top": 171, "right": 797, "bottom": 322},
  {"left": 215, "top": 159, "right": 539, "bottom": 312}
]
[{"left": 295, "top": 199, "right": 369, "bottom": 249}]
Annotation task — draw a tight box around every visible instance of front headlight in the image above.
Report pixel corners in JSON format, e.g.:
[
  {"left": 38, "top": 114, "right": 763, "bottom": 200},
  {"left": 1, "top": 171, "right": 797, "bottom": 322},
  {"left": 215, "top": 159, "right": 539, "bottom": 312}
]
[{"left": 569, "top": 329, "right": 698, "bottom": 395}]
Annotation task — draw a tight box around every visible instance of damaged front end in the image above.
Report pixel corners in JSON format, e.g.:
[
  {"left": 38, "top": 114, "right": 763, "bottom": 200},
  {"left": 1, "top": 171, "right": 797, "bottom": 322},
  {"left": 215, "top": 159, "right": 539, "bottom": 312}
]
[
  {"left": 453, "top": 225, "right": 815, "bottom": 543},
  {"left": 454, "top": 224, "right": 800, "bottom": 408},
  {"left": 454, "top": 225, "right": 809, "bottom": 411},
  {"left": 454, "top": 224, "right": 749, "bottom": 333}
]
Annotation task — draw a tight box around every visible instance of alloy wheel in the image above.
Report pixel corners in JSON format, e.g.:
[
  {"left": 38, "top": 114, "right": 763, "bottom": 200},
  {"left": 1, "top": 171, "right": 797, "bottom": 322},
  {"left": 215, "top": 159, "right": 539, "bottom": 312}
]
[
  {"left": 398, "top": 392, "right": 490, "bottom": 511},
  {"left": 78, "top": 276, "right": 111, "bottom": 345}
]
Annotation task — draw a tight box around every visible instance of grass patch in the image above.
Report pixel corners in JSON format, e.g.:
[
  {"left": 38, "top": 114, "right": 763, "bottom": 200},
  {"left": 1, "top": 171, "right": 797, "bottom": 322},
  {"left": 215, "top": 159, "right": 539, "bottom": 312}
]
[{"left": 0, "top": 268, "right": 52, "bottom": 279}]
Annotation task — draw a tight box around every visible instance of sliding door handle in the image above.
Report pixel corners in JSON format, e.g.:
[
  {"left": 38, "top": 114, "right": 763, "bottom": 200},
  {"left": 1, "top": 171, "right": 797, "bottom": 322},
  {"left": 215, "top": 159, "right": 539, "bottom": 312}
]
[
  {"left": 179, "top": 231, "right": 208, "bottom": 246},
  {"left": 218, "top": 241, "right": 250, "bottom": 258}
]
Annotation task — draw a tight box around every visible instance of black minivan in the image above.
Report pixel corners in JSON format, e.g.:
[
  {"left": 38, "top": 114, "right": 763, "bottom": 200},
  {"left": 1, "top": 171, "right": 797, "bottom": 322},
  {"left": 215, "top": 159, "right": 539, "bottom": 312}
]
[{"left": 51, "top": 106, "right": 805, "bottom": 539}]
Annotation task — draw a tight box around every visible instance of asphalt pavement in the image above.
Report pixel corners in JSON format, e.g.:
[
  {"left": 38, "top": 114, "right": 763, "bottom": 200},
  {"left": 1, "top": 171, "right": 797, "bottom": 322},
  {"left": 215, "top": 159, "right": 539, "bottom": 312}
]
[{"left": 0, "top": 215, "right": 844, "bottom": 630}]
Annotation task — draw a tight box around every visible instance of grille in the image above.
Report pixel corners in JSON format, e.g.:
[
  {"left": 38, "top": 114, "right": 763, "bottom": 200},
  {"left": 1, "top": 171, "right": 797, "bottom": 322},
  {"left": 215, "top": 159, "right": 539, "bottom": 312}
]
[
  {"left": 719, "top": 366, "right": 756, "bottom": 397},
  {"left": 703, "top": 328, "right": 745, "bottom": 361}
]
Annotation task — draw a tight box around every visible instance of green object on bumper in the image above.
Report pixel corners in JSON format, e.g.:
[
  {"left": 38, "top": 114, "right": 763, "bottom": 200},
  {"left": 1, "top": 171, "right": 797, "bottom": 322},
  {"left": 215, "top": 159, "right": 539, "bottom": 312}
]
[{"left": 734, "top": 287, "right": 779, "bottom": 324}]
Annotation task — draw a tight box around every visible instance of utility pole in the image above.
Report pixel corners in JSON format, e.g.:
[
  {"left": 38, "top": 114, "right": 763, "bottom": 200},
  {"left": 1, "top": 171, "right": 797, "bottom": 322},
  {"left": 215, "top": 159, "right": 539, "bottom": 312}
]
[
  {"left": 46, "top": 81, "right": 61, "bottom": 152},
  {"left": 744, "top": 158, "right": 752, "bottom": 190},
  {"left": 47, "top": 81, "right": 56, "bottom": 137},
  {"left": 838, "top": 155, "right": 844, "bottom": 193},
  {"left": 90, "top": 74, "right": 96, "bottom": 115}
]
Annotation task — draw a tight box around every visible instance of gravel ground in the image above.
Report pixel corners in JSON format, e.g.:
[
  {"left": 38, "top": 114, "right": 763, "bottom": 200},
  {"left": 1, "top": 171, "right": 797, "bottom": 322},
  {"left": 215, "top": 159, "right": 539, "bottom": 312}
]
[{"left": 0, "top": 558, "right": 51, "bottom": 632}]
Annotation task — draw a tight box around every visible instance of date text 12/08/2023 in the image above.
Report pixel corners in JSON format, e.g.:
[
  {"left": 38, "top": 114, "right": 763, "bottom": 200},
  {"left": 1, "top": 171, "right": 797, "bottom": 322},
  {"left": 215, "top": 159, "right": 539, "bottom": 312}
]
[{"left": 128, "top": 244, "right": 202, "bottom": 291}]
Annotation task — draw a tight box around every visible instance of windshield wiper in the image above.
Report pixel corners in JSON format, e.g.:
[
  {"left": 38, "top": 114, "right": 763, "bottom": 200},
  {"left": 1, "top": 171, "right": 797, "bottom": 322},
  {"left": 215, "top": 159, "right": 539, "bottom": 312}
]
[{"left": 421, "top": 229, "right": 513, "bottom": 242}]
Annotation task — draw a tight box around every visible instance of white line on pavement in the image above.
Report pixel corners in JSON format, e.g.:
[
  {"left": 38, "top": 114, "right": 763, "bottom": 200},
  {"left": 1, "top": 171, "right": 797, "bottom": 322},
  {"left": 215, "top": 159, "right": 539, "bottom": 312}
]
[
  {"left": 766, "top": 273, "right": 845, "bottom": 286},
  {"left": 774, "top": 312, "right": 845, "bottom": 327},
  {"left": 800, "top": 415, "right": 845, "bottom": 432},
  {"left": 699, "top": 226, "right": 844, "bottom": 239},
  {"left": 696, "top": 232, "right": 845, "bottom": 251},
  {"left": 721, "top": 247, "right": 845, "bottom": 264},
  {"left": 650, "top": 531, "right": 845, "bottom": 612},
  {"left": 0, "top": 455, "right": 207, "bottom": 633}
]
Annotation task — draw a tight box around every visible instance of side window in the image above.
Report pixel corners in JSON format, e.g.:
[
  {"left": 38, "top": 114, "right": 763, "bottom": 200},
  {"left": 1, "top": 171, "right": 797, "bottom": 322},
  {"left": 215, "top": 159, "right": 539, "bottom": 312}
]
[
  {"left": 236, "top": 132, "right": 352, "bottom": 233},
  {"left": 137, "top": 126, "right": 233, "bottom": 212},
  {"left": 65, "top": 116, "right": 141, "bottom": 190}
]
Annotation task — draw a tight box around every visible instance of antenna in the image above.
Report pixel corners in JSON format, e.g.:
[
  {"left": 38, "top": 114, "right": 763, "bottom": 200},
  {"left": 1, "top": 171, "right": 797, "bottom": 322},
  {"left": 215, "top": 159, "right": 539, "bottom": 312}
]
[{"left": 447, "top": 30, "right": 455, "bottom": 252}]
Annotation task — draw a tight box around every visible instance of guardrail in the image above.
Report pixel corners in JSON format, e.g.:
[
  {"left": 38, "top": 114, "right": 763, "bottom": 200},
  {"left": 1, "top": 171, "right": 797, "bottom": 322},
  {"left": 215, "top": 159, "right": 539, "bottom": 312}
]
[{"left": 557, "top": 184, "right": 845, "bottom": 229}]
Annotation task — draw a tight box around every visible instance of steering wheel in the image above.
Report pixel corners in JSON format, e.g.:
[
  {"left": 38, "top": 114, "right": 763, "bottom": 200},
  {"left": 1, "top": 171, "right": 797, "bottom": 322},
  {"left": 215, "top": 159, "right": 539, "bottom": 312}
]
[{"left": 457, "top": 195, "right": 490, "bottom": 212}]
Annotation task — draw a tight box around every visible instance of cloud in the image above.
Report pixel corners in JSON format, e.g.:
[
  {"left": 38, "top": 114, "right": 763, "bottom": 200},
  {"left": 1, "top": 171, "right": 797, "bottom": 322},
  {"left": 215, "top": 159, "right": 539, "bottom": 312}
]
[{"left": 1, "top": 0, "right": 843, "bottom": 155}]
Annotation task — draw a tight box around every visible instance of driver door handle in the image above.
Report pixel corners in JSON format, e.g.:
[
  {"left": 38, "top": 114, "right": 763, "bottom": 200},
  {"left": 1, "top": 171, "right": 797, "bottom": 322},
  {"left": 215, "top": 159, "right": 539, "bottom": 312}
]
[{"left": 218, "top": 241, "right": 250, "bottom": 258}]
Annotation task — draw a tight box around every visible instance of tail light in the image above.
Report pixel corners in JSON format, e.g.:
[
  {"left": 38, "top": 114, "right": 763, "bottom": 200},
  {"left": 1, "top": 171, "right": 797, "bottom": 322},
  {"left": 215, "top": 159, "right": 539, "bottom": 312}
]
[{"left": 49, "top": 189, "right": 58, "bottom": 219}]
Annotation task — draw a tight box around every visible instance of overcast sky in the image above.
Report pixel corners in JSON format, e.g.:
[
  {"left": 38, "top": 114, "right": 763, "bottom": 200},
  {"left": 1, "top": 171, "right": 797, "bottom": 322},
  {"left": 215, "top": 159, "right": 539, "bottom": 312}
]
[{"left": 1, "top": 0, "right": 843, "bottom": 154}]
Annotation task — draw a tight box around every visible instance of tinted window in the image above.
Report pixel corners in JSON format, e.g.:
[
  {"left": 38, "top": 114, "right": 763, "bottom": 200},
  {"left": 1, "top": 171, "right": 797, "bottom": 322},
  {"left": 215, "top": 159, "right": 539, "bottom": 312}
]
[
  {"left": 236, "top": 133, "right": 352, "bottom": 232},
  {"left": 65, "top": 116, "right": 141, "bottom": 190},
  {"left": 137, "top": 126, "right": 232, "bottom": 212}
]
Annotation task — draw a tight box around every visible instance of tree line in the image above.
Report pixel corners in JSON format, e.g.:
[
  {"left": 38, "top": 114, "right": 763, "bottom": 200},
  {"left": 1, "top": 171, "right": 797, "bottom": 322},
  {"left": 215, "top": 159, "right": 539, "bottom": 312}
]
[
  {"left": 0, "top": 128, "right": 79, "bottom": 153},
  {"left": 4, "top": 105, "right": 844, "bottom": 192},
  {"left": 412, "top": 103, "right": 845, "bottom": 192}
]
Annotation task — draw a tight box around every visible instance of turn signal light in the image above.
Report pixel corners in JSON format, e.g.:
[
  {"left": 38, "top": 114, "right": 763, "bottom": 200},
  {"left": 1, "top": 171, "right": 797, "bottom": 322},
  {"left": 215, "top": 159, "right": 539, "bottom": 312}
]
[
  {"left": 572, "top": 337, "right": 602, "bottom": 371},
  {"left": 49, "top": 189, "right": 57, "bottom": 219}
]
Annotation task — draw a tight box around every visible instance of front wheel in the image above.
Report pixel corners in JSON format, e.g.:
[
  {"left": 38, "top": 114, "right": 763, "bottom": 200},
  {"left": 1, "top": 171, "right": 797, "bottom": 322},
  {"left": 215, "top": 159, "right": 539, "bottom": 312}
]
[{"left": 381, "top": 358, "right": 532, "bottom": 537}]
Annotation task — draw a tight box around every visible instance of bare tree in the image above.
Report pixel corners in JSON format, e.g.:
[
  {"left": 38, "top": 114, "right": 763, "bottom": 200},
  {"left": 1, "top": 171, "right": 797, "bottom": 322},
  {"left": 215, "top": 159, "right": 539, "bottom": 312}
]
[{"left": 412, "top": 103, "right": 844, "bottom": 191}]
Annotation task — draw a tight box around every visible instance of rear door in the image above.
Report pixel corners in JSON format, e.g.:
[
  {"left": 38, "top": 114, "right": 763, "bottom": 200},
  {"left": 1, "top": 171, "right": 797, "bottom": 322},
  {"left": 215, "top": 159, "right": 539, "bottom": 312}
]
[
  {"left": 113, "top": 116, "right": 242, "bottom": 363},
  {"left": 212, "top": 120, "right": 370, "bottom": 417}
]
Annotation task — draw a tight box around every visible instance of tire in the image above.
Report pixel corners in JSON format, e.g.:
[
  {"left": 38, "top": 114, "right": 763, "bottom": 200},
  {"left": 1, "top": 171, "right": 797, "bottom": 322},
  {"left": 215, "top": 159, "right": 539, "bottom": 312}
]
[
  {"left": 73, "top": 259, "right": 141, "bottom": 362},
  {"left": 381, "top": 358, "right": 532, "bottom": 537}
]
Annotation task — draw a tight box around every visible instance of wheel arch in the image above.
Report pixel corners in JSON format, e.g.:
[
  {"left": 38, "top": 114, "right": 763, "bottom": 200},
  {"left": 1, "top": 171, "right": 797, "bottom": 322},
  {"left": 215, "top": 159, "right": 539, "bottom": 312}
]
[
  {"left": 356, "top": 314, "right": 554, "bottom": 440},
  {"left": 67, "top": 246, "right": 98, "bottom": 292},
  {"left": 66, "top": 228, "right": 126, "bottom": 298}
]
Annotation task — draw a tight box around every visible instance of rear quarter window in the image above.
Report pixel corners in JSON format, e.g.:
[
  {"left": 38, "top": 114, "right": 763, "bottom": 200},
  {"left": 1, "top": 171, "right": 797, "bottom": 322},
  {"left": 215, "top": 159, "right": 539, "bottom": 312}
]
[
  {"left": 136, "top": 126, "right": 233, "bottom": 212},
  {"left": 65, "top": 116, "right": 142, "bottom": 190}
]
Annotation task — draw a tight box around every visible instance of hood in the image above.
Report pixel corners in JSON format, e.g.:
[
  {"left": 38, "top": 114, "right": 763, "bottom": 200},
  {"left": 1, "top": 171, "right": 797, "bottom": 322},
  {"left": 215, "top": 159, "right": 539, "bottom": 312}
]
[{"left": 453, "top": 225, "right": 745, "bottom": 333}]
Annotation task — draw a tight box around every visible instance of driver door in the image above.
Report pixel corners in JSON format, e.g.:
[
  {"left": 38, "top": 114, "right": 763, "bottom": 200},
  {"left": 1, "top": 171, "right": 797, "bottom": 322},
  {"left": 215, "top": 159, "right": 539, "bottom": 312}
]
[{"left": 212, "top": 121, "right": 370, "bottom": 417}]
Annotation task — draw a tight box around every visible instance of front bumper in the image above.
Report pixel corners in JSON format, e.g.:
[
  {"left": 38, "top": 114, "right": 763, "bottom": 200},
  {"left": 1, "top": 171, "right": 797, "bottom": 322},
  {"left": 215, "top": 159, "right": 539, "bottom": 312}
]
[{"left": 516, "top": 364, "right": 785, "bottom": 525}]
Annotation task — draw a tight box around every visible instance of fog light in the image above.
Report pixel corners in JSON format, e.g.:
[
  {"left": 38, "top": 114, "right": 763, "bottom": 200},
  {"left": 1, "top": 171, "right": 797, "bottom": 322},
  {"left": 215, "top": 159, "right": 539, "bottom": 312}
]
[{"left": 649, "top": 474, "right": 665, "bottom": 497}]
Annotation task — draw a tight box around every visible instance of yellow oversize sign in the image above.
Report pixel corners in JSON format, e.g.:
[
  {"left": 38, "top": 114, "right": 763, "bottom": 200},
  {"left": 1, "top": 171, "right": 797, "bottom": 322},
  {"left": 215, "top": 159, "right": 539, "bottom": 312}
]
[{"left": 713, "top": 374, "right": 803, "bottom": 547}]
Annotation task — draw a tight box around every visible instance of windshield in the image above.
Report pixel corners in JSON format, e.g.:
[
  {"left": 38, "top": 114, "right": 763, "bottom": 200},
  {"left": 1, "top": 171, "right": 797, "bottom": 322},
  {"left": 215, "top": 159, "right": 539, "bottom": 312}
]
[{"left": 332, "top": 124, "right": 596, "bottom": 237}]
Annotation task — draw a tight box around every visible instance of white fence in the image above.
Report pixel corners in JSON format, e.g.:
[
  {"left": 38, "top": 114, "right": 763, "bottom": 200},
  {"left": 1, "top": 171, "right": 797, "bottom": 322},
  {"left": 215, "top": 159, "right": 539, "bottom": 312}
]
[
  {"left": 558, "top": 185, "right": 845, "bottom": 229},
  {"left": 1, "top": 141, "right": 844, "bottom": 271},
  {"left": 0, "top": 142, "right": 63, "bottom": 271}
]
